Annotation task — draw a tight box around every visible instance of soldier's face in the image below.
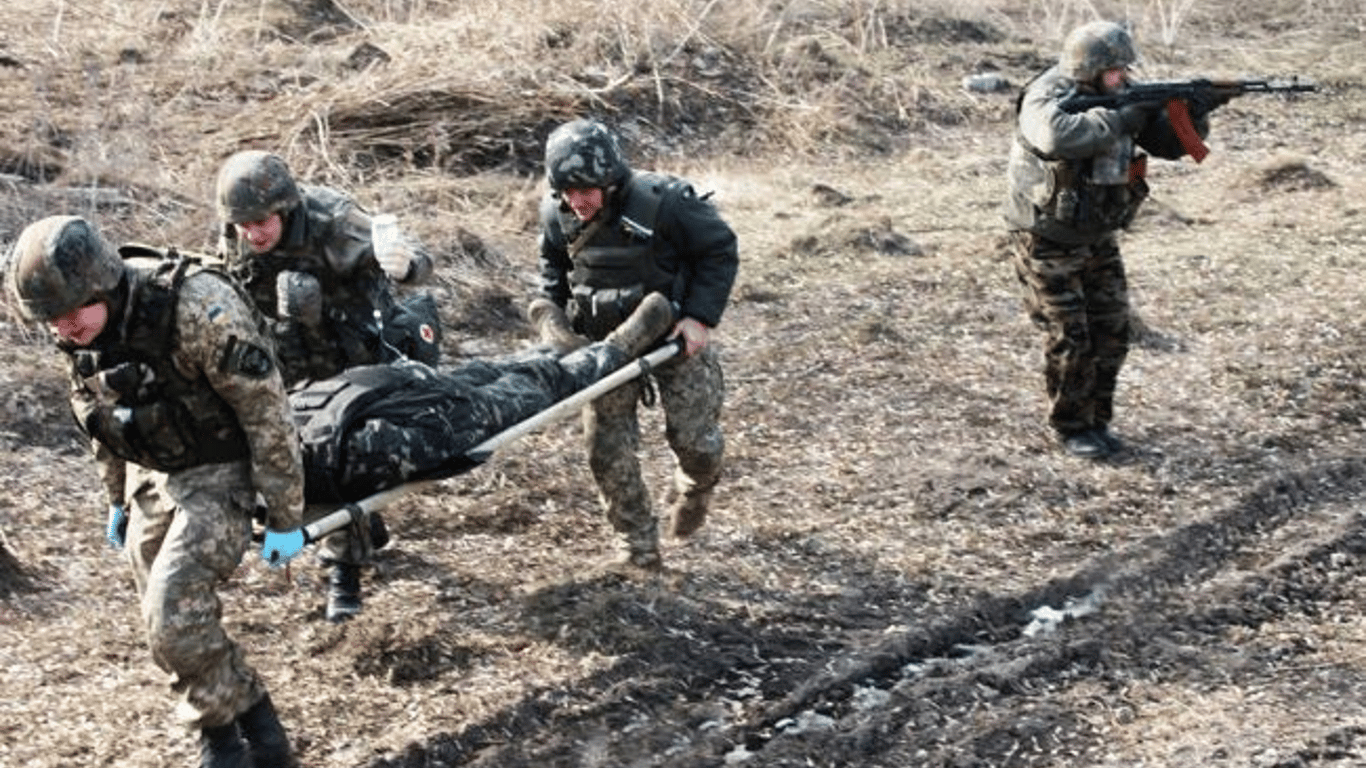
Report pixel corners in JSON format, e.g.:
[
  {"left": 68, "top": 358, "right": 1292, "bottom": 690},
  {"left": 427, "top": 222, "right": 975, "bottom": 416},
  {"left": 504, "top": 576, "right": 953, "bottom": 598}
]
[
  {"left": 563, "top": 187, "right": 605, "bottom": 222},
  {"left": 236, "top": 213, "right": 284, "bottom": 253},
  {"left": 1100, "top": 67, "right": 1129, "bottom": 93},
  {"left": 52, "top": 301, "right": 109, "bottom": 347}
]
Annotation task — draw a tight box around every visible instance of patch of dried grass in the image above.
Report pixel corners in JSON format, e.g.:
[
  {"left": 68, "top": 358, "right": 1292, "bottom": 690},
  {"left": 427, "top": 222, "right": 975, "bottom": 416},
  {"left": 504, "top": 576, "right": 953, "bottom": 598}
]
[{"left": 2, "top": 2, "right": 1366, "bottom": 767}]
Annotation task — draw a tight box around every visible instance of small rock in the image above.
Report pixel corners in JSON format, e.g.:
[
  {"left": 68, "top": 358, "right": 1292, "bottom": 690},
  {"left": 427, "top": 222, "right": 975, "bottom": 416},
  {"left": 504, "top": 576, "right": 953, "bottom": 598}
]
[
  {"left": 811, "top": 183, "right": 852, "bottom": 207},
  {"left": 963, "top": 73, "right": 1011, "bottom": 93}
]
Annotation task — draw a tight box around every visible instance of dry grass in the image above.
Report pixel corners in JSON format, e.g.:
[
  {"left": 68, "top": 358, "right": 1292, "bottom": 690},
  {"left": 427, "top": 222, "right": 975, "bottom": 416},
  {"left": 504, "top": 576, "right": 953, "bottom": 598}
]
[{"left": 2, "top": 1, "right": 1366, "bottom": 767}]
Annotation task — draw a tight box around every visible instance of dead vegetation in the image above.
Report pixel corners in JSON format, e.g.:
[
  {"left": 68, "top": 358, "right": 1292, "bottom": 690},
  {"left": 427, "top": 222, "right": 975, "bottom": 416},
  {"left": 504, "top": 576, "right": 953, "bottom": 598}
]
[{"left": 2, "top": 1, "right": 1366, "bottom": 767}]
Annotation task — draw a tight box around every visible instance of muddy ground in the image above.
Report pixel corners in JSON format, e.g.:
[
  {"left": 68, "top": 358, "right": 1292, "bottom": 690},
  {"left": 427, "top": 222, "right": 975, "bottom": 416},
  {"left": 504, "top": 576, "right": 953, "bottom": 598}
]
[{"left": 3, "top": 1, "right": 1366, "bottom": 767}]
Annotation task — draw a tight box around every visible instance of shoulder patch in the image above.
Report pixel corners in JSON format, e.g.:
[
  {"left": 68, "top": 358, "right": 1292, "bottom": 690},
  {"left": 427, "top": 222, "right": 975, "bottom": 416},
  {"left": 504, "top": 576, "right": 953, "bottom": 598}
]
[{"left": 220, "top": 335, "right": 275, "bottom": 379}]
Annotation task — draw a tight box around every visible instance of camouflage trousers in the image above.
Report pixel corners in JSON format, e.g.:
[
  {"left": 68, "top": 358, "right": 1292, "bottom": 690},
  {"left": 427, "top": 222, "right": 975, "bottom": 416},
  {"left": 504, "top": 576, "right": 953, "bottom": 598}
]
[
  {"left": 1009, "top": 231, "right": 1130, "bottom": 436},
  {"left": 583, "top": 345, "right": 725, "bottom": 558},
  {"left": 124, "top": 461, "right": 266, "bottom": 729}
]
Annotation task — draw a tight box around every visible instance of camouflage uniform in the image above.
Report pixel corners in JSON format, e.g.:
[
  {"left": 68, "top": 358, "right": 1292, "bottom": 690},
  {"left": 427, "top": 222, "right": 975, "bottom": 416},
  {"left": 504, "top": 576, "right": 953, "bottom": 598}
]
[
  {"left": 218, "top": 183, "right": 437, "bottom": 388},
  {"left": 537, "top": 119, "right": 738, "bottom": 565},
  {"left": 1004, "top": 21, "right": 1209, "bottom": 454},
  {"left": 217, "top": 153, "right": 436, "bottom": 573},
  {"left": 37, "top": 244, "right": 302, "bottom": 729},
  {"left": 294, "top": 343, "right": 638, "bottom": 503},
  {"left": 581, "top": 349, "right": 725, "bottom": 558}
]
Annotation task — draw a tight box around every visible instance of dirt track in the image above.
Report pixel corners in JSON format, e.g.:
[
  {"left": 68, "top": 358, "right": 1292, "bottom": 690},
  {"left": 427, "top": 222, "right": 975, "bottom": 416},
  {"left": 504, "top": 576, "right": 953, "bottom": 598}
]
[{"left": 4, "top": 2, "right": 1366, "bottom": 767}]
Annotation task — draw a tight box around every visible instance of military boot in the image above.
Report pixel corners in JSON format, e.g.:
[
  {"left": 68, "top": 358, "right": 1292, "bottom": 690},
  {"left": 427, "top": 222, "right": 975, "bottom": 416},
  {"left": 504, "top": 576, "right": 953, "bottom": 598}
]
[
  {"left": 325, "top": 563, "right": 363, "bottom": 623},
  {"left": 1093, "top": 425, "right": 1124, "bottom": 453},
  {"left": 667, "top": 488, "right": 713, "bottom": 538},
  {"left": 1058, "top": 429, "right": 1112, "bottom": 460},
  {"left": 527, "top": 298, "right": 588, "bottom": 354},
  {"left": 199, "top": 722, "right": 252, "bottom": 768},
  {"left": 237, "top": 693, "right": 298, "bottom": 768},
  {"left": 603, "top": 292, "right": 676, "bottom": 358},
  {"left": 625, "top": 547, "right": 664, "bottom": 571},
  {"left": 619, "top": 524, "right": 664, "bottom": 572}
]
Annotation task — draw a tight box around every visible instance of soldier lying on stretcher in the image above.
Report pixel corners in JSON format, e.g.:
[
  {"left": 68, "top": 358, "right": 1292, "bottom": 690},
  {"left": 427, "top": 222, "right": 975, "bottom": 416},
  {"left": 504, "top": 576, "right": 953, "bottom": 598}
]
[{"left": 292, "top": 291, "right": 676, "bottom": 503}]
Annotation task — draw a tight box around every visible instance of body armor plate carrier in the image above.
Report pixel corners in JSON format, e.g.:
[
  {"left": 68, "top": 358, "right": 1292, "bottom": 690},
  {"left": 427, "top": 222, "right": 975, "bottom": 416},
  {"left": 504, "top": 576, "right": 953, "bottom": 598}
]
[
  {"left": 69, "top": 248, "right": 252, "bottom": 472},
  {"left": 568, "top": 171, "right": 685, "bottom": 340}
]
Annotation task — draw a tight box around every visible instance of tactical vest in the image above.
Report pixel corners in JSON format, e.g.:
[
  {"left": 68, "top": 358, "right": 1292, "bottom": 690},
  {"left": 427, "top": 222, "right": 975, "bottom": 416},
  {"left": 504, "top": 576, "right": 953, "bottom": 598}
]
[
  {"left": 68, "top": 249, "right": 250, "bottom": 472},
  {"left": 226, "top": 188, "right": 396, "bottom": 375},
  {"left": 567, "top": 171, "right": 685, "bottom": 339},
  {"left": 290, "top": 366, "right": 393, "bottom": 503},
  {"left": 225, "top": 188, "right": 443, "bottom": 380},
  {"left": 1011, "top": 74, "right": 1150, "bottom": 237}
]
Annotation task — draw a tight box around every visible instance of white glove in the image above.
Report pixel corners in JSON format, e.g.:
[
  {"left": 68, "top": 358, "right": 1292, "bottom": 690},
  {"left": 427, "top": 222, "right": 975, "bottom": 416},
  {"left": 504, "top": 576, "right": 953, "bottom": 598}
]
[{"left": 371, "top": 214, "right": 412, "bottom": 281}]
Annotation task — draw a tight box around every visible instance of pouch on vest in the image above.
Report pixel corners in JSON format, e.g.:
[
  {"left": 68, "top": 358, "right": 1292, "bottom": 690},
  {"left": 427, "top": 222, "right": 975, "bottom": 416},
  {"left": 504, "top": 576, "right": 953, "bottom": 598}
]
[
  {"left": 129, "top": 402, "right": 194, "bottom": 469},
  {"left": 569, "top": 282, "right": 644, "bottom": 341},
  {"left": 564, "top": 172, "right": 685, "bottom": 340},
  {"left": 80, "top": 400, "right": 246, "bottom": 473}
]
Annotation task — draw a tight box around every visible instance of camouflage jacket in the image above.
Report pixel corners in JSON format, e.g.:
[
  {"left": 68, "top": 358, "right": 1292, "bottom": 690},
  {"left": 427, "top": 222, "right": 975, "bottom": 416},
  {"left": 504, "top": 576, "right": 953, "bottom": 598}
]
[
  {"left": 218, "top": 185, "right": 435, "bottom": 385},
  {"left": 1004, "top": 66, "right": 1207, "bottom": 244},
  {"left": 69, "top": 257, "right": 303, "bottom": 530},
  {"left": 537, "top": 171, "right": 738, "bottom": 340}
]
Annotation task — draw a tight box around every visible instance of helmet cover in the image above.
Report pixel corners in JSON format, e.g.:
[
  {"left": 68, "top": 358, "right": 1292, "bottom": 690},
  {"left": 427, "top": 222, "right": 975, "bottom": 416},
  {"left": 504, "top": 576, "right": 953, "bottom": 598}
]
[
  {"left": 7, "top": 215, "right": 123, "bottom": 322},
  {"left": 544, "top": 119, "right": 630, "bottom": 192},
  {"left": 216, "top": 150, "right": 302, "bottom": 224},
  {"left": 1059, "top": 21, "right": 1139, "bottom": 83}
]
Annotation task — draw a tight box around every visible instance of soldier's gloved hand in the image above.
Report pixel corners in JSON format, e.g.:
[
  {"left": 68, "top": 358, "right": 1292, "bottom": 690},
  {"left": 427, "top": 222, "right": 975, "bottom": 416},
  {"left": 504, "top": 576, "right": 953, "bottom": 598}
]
[
  {"left": 377, "top": 248, "right": 413, "bottom": 282},
  {"left": 261, "top": 527, "right": 306, "bottom": 568},
  {"left": 1117, "top": 102, "right": 1156, "bottom": 133},
  {"left": 1189, "top": 90, "right": 1234, "bottom": 119},
  {"left": 106, "top": 504, "right": 128, "bottom": 550}
]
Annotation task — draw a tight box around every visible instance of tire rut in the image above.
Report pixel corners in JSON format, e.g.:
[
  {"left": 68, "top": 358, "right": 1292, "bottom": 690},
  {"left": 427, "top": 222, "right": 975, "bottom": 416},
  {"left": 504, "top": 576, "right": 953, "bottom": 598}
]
[{"left": 368, "top": 458, "right": 1366, "bottom": 767}]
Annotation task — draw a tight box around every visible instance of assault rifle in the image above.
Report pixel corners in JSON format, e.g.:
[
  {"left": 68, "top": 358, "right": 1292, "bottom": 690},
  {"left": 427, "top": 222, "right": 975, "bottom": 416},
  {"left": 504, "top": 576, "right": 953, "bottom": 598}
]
[{"left": 1060, "top": 78, "right": 1318, "bottom": 162}]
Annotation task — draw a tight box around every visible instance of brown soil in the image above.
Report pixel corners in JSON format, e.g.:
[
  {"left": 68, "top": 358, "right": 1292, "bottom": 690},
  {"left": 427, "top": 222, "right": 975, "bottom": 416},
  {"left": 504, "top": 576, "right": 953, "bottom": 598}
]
[{"left": 3, "top": 1, "right": 1365, "bottom": 767}]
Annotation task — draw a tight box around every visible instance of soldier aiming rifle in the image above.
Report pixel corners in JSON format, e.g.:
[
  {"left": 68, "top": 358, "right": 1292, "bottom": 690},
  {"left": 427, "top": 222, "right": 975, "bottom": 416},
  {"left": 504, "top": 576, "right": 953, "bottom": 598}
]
[{"left": 1003, "top": 21, "right": 1319, "bottom": 459}]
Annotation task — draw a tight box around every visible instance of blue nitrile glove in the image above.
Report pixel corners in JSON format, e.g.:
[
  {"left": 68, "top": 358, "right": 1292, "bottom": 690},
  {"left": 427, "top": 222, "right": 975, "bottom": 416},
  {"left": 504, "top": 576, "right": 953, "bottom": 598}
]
[
  {"left": 106, "top": 504, "right": 128, "bottom": 550},
  {"left": 261, "top": 528, "right": 306, "bottom": 567}
]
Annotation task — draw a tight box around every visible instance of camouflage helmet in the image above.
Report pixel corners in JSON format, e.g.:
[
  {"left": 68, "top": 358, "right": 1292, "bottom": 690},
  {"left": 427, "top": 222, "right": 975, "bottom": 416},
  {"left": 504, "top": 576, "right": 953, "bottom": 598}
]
[
  {"left": 1059, "top": 21, "right": 1139, "bottom": 83},
  {"left": 6, "top": 215, "right": 124, "bottom": 323},
  {"left": 544, "top": 119, "right": 630, "bottom": 192},
  {"left": 215, "top": 150, "right": 301, "bottom": 224}
]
